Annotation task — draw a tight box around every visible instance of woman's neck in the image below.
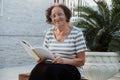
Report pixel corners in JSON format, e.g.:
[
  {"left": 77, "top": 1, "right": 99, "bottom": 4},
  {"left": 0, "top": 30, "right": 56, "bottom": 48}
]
[
  {"left": 55, "top": 24, "right": 71, "bottom": 32},
  {"left": 54, "top": 24, "right": 72, "bottom": 37}
]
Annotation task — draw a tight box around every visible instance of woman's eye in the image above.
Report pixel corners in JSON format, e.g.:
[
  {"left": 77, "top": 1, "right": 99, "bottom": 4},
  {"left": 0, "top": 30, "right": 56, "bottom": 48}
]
[
  {"left": 51, "top": 13, "right": 64, "bottom": 18},
  {"left": 58, "top": 13, "right": 63, "bottom": 16},
  {"left": 50, "top": 15, "right": 55, "bottom": 18}
]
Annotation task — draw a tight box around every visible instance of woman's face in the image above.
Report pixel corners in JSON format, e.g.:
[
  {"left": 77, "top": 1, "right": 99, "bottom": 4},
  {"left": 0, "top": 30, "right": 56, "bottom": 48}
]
[{"left": 50, "top": 6, "right": 67, "bottom": 27}]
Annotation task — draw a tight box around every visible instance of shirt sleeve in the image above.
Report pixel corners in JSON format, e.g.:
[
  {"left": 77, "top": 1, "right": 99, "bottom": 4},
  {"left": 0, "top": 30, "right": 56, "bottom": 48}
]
[
  {"left": 43, "top": 32, "right": 49, "bottom": 48},
  {"left": 75, "top": 31, "right": 88, "bottom": 53}
]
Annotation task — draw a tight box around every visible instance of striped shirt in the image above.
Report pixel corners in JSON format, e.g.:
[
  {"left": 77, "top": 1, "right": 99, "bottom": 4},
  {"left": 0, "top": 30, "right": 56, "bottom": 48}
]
[{"left": 43, "top": 26, "right": 88, "bottom": 59}]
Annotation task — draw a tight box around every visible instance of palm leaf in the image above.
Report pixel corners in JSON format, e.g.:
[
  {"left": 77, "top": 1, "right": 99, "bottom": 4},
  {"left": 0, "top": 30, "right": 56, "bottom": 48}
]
[{"left": 72, "top": 0, "right": 120, "bottom": 51}]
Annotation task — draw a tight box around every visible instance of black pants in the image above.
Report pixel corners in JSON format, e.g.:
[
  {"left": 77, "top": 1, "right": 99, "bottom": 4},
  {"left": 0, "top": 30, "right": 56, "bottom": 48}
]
[{"left": 29, "top": 63, "right": 81, "bottom": 80}]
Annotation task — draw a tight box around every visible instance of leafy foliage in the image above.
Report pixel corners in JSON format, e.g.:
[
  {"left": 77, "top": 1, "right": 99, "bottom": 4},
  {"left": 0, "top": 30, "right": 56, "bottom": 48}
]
[{"left": 72, "top": 0, "right": 120, "bottom": 51}]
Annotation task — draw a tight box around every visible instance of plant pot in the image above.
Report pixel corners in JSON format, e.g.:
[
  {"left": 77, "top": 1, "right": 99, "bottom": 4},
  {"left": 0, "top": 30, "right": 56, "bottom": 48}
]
[{"left": 83, "top": 52, "right": 119, "bottom": 80}]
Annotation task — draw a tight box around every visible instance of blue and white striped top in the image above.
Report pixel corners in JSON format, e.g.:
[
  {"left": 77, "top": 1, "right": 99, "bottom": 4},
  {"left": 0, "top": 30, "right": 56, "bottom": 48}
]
[{"left": 43, "top": 26, "right": 88, "bottom": 59}]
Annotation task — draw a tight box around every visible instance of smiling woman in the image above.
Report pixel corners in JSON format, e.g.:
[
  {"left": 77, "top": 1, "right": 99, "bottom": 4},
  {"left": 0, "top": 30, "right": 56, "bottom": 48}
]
[{"left": 28, "top": 3, "right": 88, "bottom": 80}]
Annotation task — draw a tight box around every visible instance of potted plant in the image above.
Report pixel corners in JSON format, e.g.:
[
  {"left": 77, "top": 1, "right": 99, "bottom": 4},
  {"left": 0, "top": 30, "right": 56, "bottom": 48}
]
[{"left": 71, "top": 0, "right": 120, "bottom": 80}]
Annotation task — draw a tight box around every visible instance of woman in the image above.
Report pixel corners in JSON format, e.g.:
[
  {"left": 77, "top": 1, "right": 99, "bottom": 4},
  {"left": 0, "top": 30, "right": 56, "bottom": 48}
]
[{"left": 29, "top": 3, "right": 88, "bottom": 80}]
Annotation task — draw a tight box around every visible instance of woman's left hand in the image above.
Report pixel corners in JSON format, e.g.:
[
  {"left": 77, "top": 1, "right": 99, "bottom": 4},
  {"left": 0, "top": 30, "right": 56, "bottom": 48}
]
[{"left": 52, "top": 54, "right": 64, "bottom": 64}]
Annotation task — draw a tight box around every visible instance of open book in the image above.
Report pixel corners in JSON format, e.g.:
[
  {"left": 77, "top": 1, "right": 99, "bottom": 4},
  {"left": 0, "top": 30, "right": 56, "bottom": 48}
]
[{"left": 20, "top": 40, "right": 54, "bottom": 61}]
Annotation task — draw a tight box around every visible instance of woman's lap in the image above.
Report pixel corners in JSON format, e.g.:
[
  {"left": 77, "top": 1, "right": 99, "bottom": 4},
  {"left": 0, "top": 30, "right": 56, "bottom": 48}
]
[{"left": 29, "top": 63, "right": 81, "bottom": 80}]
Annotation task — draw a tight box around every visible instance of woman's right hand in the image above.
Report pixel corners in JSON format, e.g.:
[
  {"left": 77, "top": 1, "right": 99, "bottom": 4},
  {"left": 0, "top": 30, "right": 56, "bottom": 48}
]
[{"left": 37, "top": 58, "right": 47, "bottom": 63}]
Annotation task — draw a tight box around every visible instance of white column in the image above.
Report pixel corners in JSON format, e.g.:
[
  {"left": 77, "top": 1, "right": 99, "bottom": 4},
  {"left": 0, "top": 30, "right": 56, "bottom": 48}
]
[
  {"left": 0, "top": 0, "right": 3, "bottom": 16},
  {"left": 65, "top": 0, "right": 68, "bottom": 6},
  {"left": 53, "top": 0, "right": 59, "bottom": 4},
  {"left": 57, "top": 0, "right": 59, "bottom": 3},
  {"left": 53, "top": 0, "right": 55, "bottom": 4},
  {"left": 63, "top": 0, "right": 65, "bottom": 3}
]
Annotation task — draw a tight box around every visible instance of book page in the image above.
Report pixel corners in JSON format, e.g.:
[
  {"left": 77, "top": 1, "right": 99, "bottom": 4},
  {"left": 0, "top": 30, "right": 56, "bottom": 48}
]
[
  {"left": 20, "top": 40, "right": 54, "bottom": 61},
  {"left": 32, "top": 47, "right": 54, "bottom": 60}
]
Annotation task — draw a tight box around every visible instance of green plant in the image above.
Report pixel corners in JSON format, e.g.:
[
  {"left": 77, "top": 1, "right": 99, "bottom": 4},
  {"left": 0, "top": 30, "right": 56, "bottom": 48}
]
[
  {"left": 108, "top": 31, "right": 120, "bottom": 52},
  {"left": 72, "top": 0, "right": 120, "bottom": 52}
]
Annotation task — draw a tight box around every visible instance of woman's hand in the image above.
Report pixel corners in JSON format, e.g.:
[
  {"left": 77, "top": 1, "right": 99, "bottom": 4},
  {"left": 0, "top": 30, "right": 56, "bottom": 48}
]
[
  {"left": 37, "top": 58, "right": 47, "bottom": 63},
  {"left": 52, "top": 52, "right": 85, "bottom": 66},
  {"left": 52, "top": 54, "right": 64, "bottom": 64}
]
